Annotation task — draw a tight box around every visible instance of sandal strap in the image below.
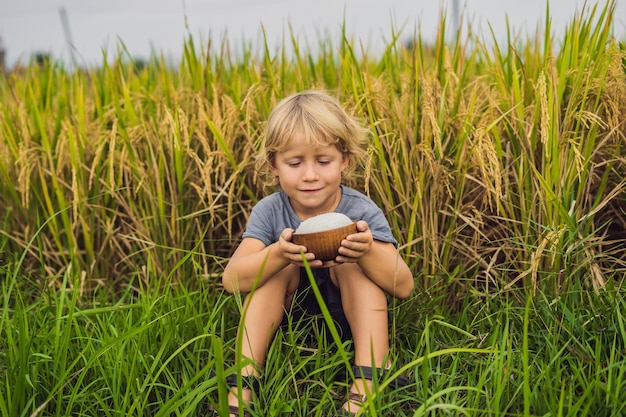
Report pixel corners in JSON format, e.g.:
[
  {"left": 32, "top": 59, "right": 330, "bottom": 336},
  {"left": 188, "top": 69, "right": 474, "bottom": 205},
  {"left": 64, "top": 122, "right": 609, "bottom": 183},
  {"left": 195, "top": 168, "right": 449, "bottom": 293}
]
[
  {"left": 225, "top": 374, "right": 260, "bottom": 393},
  {"left": 351, "top": 365, "right": 409, "bottom": 388},
  {"left": 228, "top": 405, "right": 252, "bottom": 417},
  {"left": 351, "top": 365, "right": 377, "bottom": 381},
  {"left": 348, "top": 392, "right": 367, "bottom": 403},
  {"left": 335, "top": 409, "right": 358, "bottom": 417},
  {"left": 335, "top": 393, "right": 363, "bottom": 417},
  {"left": 340, "top": 366, "right": 410, "bottom": 417}
]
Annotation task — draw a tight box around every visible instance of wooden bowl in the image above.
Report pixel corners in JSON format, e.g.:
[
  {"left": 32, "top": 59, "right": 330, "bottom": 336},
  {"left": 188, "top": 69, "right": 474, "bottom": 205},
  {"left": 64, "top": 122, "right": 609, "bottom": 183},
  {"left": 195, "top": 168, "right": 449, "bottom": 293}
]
[{"left": 292, "top": 222, "right": 357, "bottom": 264}]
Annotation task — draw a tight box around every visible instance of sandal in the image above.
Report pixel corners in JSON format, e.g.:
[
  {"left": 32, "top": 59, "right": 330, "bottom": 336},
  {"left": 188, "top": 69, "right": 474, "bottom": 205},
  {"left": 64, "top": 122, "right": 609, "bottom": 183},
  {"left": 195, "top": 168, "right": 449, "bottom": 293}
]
[
  {"left": 227, "top": 405, "right": 251, "bottom": 417},
  {"left": 336, "top": 391, "right": 367, "bottom": 416},
  {"left": 352, "top": 365, "right": 409, "bottom": 389},
  {"left": 225, "top": 374, "right": 259, "bottom": 417},
  {"left": 335, "top": 365, "right": 409, "bottom": 416}
]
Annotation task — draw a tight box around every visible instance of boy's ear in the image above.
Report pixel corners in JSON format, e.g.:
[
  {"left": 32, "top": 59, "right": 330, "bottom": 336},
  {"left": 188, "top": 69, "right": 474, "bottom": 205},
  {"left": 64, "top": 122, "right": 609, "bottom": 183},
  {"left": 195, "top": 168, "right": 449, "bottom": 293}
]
[
  {"left": 268, "top": 156, "right": 278, "bottom": 174},
  {"left": 341, "top": 153, "right": 349, "bottom": 170}
]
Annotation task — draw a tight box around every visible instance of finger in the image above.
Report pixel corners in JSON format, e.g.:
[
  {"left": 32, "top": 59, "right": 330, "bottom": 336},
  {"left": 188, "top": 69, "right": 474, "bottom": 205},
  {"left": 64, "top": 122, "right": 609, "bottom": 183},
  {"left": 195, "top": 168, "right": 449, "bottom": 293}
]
[
  {"left": 292, "top": 249, "right": 318, "bottom": 263},
  {"left": 337, "top": 246, "right": 361, "bottom": 260},
  {"left": 341, "top": 239, "right": 368, "bottom": 252},
  {"left": 309, "top": 260, "right": 326, "bottom": 268},
  {"left": 295, "top": 257, "right": 324, "bottom": 268},
  {"left": 335, "top": 255, "right": 357, "bottom": 264},
  {"left": 346, "top": 228, "right": 371, "bottom": 243},
  {"left": 356, "top": 220, "right": 369, "bottom": 232},
  {"left": 282, "top": 228, "right": 295, "bottom": 241}
]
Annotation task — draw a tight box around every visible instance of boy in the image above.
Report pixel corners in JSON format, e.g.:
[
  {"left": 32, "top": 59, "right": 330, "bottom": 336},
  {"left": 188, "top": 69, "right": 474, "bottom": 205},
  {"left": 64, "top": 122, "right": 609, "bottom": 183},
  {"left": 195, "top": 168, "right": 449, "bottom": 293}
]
[{"left": 222, "top": 90, "right": 414, "bottom": 416}]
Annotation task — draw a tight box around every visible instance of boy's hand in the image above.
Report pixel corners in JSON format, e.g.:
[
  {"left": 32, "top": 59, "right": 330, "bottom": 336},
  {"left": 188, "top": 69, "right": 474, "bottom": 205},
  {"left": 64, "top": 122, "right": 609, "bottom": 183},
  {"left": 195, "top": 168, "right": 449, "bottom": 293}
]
[
  {"left": 278, "top": 228, "right": 324, "bottom": 268},
  {"left": 335, "top": 220, "right": 373, "bottom": 264}
]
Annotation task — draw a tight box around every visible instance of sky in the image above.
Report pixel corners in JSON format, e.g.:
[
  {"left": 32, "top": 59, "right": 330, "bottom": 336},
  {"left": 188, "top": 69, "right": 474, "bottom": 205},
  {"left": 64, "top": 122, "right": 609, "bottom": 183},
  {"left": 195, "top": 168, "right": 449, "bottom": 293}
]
[{"left": 0, "top": 0, "right": 624, "bottom": 69}]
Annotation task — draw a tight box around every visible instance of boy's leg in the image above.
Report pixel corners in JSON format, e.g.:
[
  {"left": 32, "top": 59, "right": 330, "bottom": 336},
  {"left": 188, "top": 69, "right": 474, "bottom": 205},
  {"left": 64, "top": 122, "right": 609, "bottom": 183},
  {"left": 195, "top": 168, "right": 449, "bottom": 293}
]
[
  {"left": 228, "top": 264, "right": 300, "bottom": 412},
  {"left": 330, "top": 263, "right": 389, "bottom": 413},
  {"left": 287, "top": 267, "right": 352, "bottom": 342}
]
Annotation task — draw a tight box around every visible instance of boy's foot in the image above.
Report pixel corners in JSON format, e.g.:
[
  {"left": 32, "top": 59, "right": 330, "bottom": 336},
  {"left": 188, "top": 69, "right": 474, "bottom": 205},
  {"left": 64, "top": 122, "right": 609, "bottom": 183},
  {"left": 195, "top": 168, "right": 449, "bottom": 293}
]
[
  {"left": 337, "top": 391, "right": 367, "bottom": 416},
  {"left": 226, "top": 374, "right": 258, "bottom": 417},
  {"left": 228, "top": 405, "right": 252, "bottom": 417},
  {"left": 336, "top": 365, "right": 410, "bottom": 416}
]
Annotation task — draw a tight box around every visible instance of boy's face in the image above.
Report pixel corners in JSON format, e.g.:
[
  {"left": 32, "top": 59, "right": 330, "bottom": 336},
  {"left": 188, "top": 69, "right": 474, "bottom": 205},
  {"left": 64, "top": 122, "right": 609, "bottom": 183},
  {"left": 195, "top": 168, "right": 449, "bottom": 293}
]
[{"left": 270, "top": 131, "right": 348, "bottom": 220}]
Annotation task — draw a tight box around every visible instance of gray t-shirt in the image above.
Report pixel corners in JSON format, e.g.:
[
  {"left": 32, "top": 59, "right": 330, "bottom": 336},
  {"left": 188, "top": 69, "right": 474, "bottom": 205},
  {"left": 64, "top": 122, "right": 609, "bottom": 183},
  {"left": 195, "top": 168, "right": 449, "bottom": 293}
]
[{"left": 242, "top": 185, "right": 397, "bottom": 246}]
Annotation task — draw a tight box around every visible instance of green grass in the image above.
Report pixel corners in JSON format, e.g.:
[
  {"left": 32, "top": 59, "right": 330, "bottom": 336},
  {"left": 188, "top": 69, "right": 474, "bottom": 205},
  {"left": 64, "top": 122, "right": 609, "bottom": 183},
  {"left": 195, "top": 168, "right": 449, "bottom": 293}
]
[
  {"left": 1, "top": 2, "right": 625, "bottom": 292},
  {"left": 2, "top": 258, "right": 626, "bottom": 416}
]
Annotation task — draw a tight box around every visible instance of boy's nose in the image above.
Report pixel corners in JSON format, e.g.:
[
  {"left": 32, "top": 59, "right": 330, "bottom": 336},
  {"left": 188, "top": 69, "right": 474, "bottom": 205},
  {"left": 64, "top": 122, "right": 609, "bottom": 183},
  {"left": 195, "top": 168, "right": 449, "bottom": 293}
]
[{"left": 303, "top": 164, "right": 319, "bottom": 180}]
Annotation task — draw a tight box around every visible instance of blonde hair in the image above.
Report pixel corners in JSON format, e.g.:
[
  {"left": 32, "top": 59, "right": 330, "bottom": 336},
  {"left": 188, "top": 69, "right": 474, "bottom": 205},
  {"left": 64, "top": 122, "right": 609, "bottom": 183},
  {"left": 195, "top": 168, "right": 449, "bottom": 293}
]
[{"left": 258, "top": 90, "right": 369, "bottom": 186}]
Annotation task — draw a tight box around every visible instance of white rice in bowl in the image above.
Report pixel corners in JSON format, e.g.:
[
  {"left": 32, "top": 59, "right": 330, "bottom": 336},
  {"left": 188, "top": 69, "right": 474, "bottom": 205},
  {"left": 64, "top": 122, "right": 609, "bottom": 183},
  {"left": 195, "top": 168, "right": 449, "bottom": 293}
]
[{"left": 295, "top": 213, "right": 353, "bottom": 234}]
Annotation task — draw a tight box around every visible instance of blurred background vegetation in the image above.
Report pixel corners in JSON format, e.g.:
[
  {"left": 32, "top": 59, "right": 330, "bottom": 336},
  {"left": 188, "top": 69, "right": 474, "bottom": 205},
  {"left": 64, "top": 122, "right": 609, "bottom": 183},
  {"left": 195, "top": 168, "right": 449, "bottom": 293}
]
[{"left": 2, "top": 3, "right": 624, "bottom": 300}]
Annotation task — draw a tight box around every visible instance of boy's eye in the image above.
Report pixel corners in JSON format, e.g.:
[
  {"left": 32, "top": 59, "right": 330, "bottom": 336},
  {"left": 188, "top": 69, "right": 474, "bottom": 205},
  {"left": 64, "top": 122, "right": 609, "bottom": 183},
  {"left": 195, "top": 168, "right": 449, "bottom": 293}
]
[
  {"left": 287, "top": 161, "right": 301, "bottom": 167},
  {"left": 318, "top": 160, "right": 331, "bottom": 165}
]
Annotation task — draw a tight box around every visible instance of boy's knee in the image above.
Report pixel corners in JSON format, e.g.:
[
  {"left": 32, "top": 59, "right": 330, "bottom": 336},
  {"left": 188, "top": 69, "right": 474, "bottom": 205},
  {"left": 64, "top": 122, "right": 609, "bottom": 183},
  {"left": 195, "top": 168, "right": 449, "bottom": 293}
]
[
  {"left": 330, "top": 264, "right": 370, "bottom": 289},
  {"left": 276, "top": 264, "right": 301, "bottom": 291}
]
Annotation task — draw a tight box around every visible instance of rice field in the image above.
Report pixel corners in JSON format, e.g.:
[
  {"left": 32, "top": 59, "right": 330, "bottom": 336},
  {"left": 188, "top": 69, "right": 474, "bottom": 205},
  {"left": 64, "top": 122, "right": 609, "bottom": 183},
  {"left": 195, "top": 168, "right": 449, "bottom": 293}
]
[{"left": 1, "top": 1, "right": 625, "bottom": 416}]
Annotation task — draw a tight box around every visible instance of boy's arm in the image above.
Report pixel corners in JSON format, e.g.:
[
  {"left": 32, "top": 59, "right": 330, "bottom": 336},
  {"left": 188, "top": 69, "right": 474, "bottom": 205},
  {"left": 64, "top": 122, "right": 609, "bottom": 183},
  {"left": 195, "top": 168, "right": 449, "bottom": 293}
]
[
  {"left": 222, "top": 230, "right": 321, "bottom": 294},
  {"left": 354, "top": 240, "right": 414, "bottom": 299},
  {"left": 337, "top": 221, "right": 414, "bottom": 299}
]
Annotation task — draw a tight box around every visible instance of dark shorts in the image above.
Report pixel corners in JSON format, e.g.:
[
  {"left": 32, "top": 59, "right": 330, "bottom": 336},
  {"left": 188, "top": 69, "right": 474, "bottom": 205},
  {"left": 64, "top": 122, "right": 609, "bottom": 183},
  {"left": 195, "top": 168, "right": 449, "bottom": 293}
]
[{"left": 281, "top": 267, "right": 352, "bottom": 342}]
